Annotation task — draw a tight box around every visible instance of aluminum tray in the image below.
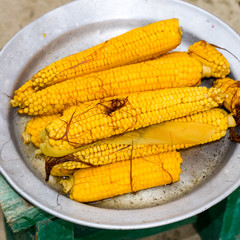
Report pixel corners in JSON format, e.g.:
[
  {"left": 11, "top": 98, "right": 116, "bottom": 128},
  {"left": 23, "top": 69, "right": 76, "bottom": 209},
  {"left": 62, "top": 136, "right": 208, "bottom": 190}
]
[{"left": 0, "top": 0, "right": 240, "bottom": 229}]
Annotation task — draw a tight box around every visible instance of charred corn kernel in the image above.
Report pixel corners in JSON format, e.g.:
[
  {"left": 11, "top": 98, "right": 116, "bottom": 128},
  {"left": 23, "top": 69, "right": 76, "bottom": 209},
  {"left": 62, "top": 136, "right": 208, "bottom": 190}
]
[
  {"left": 40, "top": 87, "right": 225, "bottom": 154},
  {"left": 17, "top": 52, "right": 203, "bottom": 116},
  {"left": 22, "top": 114, "right": 61, "bottom": 147},
  {"left": 11, "top": 19, "right": 182, "bottom": 107},
  {"left": 60, "top": 151, "right": 182, "bottom": 202},
  {"left": 188, "top": 40, "right": 230, "bottom": 78},
  {"left": 46, "top": 108, "right": 234, "bottom": 177},
  {"left": 213, "top": 78, "right": 240, "bottom": 115}
]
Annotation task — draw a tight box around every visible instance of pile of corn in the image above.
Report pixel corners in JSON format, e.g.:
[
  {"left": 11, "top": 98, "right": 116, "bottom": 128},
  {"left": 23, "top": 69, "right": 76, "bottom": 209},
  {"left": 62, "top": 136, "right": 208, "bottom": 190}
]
[{"left": 11, "top": 18, "right": 240, "bottom": 203}]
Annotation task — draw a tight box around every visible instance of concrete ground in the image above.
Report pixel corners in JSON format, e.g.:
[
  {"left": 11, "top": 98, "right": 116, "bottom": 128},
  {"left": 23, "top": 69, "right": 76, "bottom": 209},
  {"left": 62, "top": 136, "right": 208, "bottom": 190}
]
[{"left": 0, "top": 0, "right": 239, "bottom": 239}]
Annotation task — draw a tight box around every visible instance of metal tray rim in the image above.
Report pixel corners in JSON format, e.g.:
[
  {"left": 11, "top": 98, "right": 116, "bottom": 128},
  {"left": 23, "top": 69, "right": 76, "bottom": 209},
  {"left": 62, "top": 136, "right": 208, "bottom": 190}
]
[{"left": 0, "top": 0, "right": 240, "bottom": 229}]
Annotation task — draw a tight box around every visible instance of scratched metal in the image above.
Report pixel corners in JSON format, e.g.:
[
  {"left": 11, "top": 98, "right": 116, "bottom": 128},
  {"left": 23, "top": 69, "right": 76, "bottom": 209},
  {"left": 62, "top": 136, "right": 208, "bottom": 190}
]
[{"left": 0, "top": 0, "right": 240, "bottom": 230}]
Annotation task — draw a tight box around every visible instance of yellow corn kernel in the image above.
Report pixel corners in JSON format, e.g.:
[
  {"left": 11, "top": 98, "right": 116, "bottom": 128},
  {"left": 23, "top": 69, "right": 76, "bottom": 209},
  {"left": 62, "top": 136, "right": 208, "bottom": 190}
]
[
  {"left": 213, "top": 78, "right": 240, "bottom": 115},
  {"left": 212, "top": 78, "right": 240, "bottom": 142},
  {"left": 188, "top": 40, "right": 230, "bottom": 78},
  {"left": 45, "top": 108, "right": 234, "bottom": 177},
  {"left": 61, "top": 151, "right": 182, "bottom": 202},
  {"left": 22, "top": 114, "right": 61, "bottom": 147},
  {"left": 10, "top": 80, "right": 36, "bottom": 108},
  {"left": 11, "top": 18, "right": 182, "bottom": 107},
  {"left": 40, "top": 87, "right": 225, "bottom": 154},
  {"left": 17, "top": 52, "right": 203, "bottom": 116}
]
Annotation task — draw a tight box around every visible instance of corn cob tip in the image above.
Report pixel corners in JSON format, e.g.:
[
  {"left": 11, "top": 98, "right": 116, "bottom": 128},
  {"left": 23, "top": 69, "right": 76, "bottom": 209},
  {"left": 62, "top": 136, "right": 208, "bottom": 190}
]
[
  {"left": 228, "top": 114, "right": 236, "bottom": 128},
  {"left": 61, "top": 176, "right": 74, "bottom": 193},
  {"left": 212, "top": 78, "right": 240, "bottom": 143},
  {"left": 213, "top": 78, "right": 240, "bottom": 115},
  {"left": 10, "top": 80, "right": 36, "bottom": 108},
  {"left": 22, "top": 131, "right": 31, "bottom": 145},
  {"left": 188, "top": 40, "right": 230, "bottom": 78},
  {"left": 24, "top": 114, "right": 61, "bottom": 147}
]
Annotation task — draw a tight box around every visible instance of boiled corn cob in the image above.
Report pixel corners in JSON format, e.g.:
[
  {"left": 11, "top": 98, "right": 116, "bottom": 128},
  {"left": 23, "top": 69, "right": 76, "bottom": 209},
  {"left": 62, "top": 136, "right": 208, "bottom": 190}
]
[
  {"left": 17, "top": 52, "right": 205, "bottom": 115},
  {"left": 212, "top": 78, "right": 240, "bottom": 115},
  {"left": 17, "top": 43, "right": 229, "bottom": 116},
  {"left": 187, "top": 40, "right": 230, "bottom": 78},
  {"left": 40, "top": 87, "right": 225, "bottom": 156},
  {"left": 212, "top": 78, "right": 240, "bottom": 142},
  {"left": 47, "top": 108, "right": 235, "bottom": 177},
  {"left": 11, "top": 18, "right": 182, "bottom": 107},
  {"left": 13, "top": 40, "right": 230, "bottom": 116},
  {"left": 61, "top": 151, "right": 182, "bottom": 202},
  {"left": 22, "top": 114, "right": 61, "bottom": 147}
]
